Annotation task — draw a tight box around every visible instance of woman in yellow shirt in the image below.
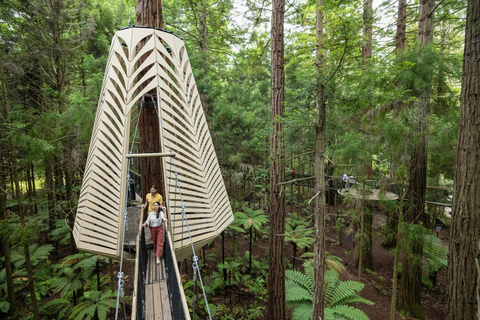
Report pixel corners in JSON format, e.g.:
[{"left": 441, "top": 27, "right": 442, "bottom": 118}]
[{"left": 142, "top": 185, "right": 163, "bottom": 213}]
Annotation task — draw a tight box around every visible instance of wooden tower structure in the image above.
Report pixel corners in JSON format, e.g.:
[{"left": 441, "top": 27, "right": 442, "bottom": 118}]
[{"left": 73, "top": 26, "right": 233, "bottom": 260}]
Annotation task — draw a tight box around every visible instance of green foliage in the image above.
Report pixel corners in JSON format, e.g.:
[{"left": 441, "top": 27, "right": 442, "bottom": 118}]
[
  {"left": 0, "top": 300, "right": 10, "bottom": 313},
  {"left": 69, "top": 290, "right": 117, "bottom": 320},
  {"left": 286, "top": 261, "right": 373, "bottom": 320},
  {"left": 234, "top": 208, "right": 268, "bottom": 232},
  {"left": 285, "top": 212, "right": 314, "bottom": 250},
  {"left": 9, "top": 244, "right": 54, "bottom": 269},
  {"left": 40, "top": 298, "right": 71, "bottom": 319},
  {"left": 423, "top": 234, "right": 448, "bottom": 275},
  {"left": 51, "top": 253, "right": 106, "bottom": 299},
  {"left": 49, "top": 219, "right": 73, "bottom": 245}
]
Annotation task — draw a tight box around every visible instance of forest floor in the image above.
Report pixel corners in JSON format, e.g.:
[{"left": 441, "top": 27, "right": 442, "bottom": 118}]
[
  {"left": 320, "top": 204, "right": 448, "bottom": 320},
  {"left": 108, "top": 201, "right": 448, "bottom": 319},
  {"left": 198, "top": 202, "right": 448, "bottom": 320}
]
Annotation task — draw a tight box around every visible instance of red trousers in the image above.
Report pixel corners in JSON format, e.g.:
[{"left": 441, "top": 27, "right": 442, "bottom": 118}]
[{"left": 150, "top": 225, "right": 165, "bottom": 258}]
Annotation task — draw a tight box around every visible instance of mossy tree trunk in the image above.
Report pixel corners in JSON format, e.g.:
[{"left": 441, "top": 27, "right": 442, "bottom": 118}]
[
  {"left": 267, "top": 0, "right": 286, "bottom": 318},
  {"left": 312, "top": 1, "right": 326, "bottom": 319},
  {"left": 398, "top": 0, "right": 435, "bottom": 318},
  {"left": 446, "top": 0, "right": 480, "bottom": 318}
]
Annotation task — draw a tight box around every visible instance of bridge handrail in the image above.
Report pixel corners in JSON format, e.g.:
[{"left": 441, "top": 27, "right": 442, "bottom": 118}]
[
  {"left": 132, "top": 210, "right": 147, "bottom": 320},
  {"left": 164, "top": 229, "right": 191, "bottom": 320}
]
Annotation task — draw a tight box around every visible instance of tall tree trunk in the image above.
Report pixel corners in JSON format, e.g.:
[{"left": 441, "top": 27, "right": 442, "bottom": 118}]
[
  {"left": 312, "top": 1, "right": 326, "bottom": 319},
  {"left": 198, "top": 3, "right": 211, "bottom": 118},
  {"left": 359, "top": 0, "right": 374, "bottom": 271},
  {"left": 399, "top": 0, "right": 435, "bottom": 318},
  {"left": 395, "top": 0, "right": 407, "bottom": 54},
  {"left": 136, "top": 0, "right": 163, "bottom": 28},
  {"left": 268, "top": 0, "right": 286, "bottom": 319},
  {"left": 136, "top": 0, "right": 165, "bottom": 203},
  {"left": 65, "top": 164, "right": 76, "bottom": 253},
  {"left": 54, "top": 155, "right": 63, "bottom": 203},
  {"left": 30, "top": 163, "right": 38, "bottom": 215},
  {"left": 45, "top": 157, "right": 56, "bottom": 233},
  {"left": 0, "top": 52, "right": 17, "bottom": 313},
  {"left": 384, "top": 0, "right": 407, "bottom": 249},
  {"left": 0, "top": 50, "right": 40, "bottom": 320},
  {"left": 446, "top": 0, "right": 480, "bottom": 318}
]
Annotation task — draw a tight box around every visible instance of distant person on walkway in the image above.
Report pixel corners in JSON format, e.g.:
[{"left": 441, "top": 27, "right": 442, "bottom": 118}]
[
  {"left": 143, "top": 201, "right": 167, "bottom": 264},
  {"left": 342, "top": 172, "right": 350, "bottom": 192},
  {"left": 142, "top": 185, "right": 163, "bottom": 214},
  {"left": 291, "top": 168, "right": 296, "bottom": 180}
]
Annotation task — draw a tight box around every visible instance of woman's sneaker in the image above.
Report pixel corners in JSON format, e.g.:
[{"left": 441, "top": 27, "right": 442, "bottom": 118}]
[{"left": 156, "top": 257, "right": 160, "bottom": 264}]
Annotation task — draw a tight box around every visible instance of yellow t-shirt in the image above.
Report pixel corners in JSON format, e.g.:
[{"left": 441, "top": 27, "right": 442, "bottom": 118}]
[{"left": 146, "top": 193, "right": 163, "bottom": 213}]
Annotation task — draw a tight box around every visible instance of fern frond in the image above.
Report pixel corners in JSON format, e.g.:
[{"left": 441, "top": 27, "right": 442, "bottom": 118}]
[
  {"left": 291, "top": 302, "right": 313, "bottom": 320},
  {"left": 286, "top": 269, "right": 313, "bottom": 294},
  {"left": 327, "top": 305, "right": 370, "bottom": 320},
  {"left": 329, "top": 281, "right": 365, "bottom": 307},
  {"left": 285, "top": 280, "right": 313, "bottom": 303}
]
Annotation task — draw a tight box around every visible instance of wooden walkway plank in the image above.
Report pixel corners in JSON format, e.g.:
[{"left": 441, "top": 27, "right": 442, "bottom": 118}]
[
  {"left": 145, "top": 282, "right": 154, "bottom": 320},
  {"left": 144, "top": 248, "right": 172, "bottom": 319},
  {"left": 153, "top": 283, "right": 162, "bottom": 319},
  {"left": 160, "top": 281, "right": 172, "bottom": 320}
]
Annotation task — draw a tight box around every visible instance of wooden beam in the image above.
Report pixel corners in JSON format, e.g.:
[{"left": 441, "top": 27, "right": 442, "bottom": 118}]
[{"left": 126, "top": 152, "right": 175, "bottom": 158}]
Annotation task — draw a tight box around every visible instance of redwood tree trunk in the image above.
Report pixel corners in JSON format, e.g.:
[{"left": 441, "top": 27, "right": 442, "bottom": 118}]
[
  {"left": 446, "top": 0, "right": 480, "bottom": 318},
  {"left": 45, "top": 157, "right": 56, "bottom": 233},
  {"left": 136, "top": 0, "right": 163, "bottom": 29},
  {"left": 136, "top": 0, "right": 165, "bottom": 203},
  {"left": 399, "top": 0, "right": 435, "bottom": 318},
  {"left": 383, "top": 0, "right": 407, "bottom": 249},
  {"left": 312, "top": 1, "right": 326, "bottom": 319},
  {"left": 267, "top": 0, "right": 286, "bottom": 319},
  {"left": 360, "top": 0, "right": 374, "bottom": 272},
  {"left": 198, "top": 3, "right": 211, "bottom": 118}
]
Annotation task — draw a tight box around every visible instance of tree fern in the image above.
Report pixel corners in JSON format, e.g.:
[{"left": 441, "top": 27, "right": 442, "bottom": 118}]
[
  {"left": 291, "top": 303, "right": 313, "bottom": 320},
  {"left": 69, "top": 290, "right": 117, "bottom": 320},
  {"left": 329, "top": 280, "right": 372, "bottom": 307},
  {"left": 40, "top": 298, "right": 71, "bottom": 319},
  {"left": 325, "top": 305, "right": 370, "bottom": 320},
  {"left": 286, "top": 261, "right": 373, "bottom": 320},
  {"left": 423, "top": 234, "right": 448, "bottom": 274}
]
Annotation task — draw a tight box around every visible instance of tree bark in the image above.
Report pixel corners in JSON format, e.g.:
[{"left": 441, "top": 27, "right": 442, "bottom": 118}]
[
  {"left": 399, "top": 0, "right": 435, "bottom": 318},
  {"left": 54, "top": 155, "right": 63, "bottom": 203},
  {"left": 45, "top": 157, "right": 56, "bottom": 233},
  {"left": 136, "top": 0, "right": 165, "bottom": 204},
  {"left": 395, "top": 0, "right": 407, "bottom": 55},
  {"left": 30, "top": 163, "right": 38, "bottom": 215},
  {"left": 359, "top": 0, "right": 374, "bottom": 271},
  {"left": 446, "top": 0, "right": 480, "bottom": 318},
  {"left": 268, "top": 0, "right": 286, "bottom": 319},
  {"left": 384, "top": 0, "right": 407, "bottom": 249},
  {"left": 136, "top": 0, "right": 163, "bottom": 28},
  {"left": 312, "top": 1, "right": 326, "bottom": 319},
  {"left": 198, "top": 3, "right": 211, "bottom": 118},
  {"left": 65, "top": 164, "right": 76, "bottom": 253}
]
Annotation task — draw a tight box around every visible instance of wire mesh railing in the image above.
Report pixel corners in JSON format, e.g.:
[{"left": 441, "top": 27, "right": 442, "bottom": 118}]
[
  {"left": 131, "top": 208, "right": 148, "bottom": 320},
  {"left": 164, "top": 231, "right": 187, "bottom": 320},
  {"left": 136, "top": 224, "right": 148, "bottom": 319}
]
